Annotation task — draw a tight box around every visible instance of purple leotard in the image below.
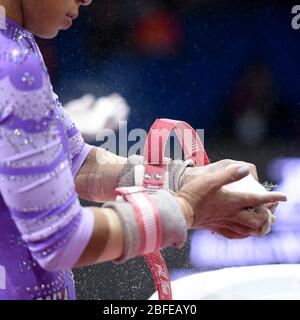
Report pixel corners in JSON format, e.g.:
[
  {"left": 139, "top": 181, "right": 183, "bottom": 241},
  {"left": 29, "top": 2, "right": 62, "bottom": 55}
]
[{"left": 0, "top": 18, "right": 95, "bottom": 300}]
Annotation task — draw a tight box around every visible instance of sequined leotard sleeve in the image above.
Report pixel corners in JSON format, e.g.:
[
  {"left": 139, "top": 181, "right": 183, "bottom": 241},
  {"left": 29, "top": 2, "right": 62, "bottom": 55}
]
[{"left": 0, "top": 19, "right": 94, "bottom": 299}]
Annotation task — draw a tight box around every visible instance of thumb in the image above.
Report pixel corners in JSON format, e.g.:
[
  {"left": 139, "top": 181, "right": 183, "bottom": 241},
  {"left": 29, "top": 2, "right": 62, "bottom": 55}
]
[{"left": 209, "top": 164, "right": 250, "bottom": 190}]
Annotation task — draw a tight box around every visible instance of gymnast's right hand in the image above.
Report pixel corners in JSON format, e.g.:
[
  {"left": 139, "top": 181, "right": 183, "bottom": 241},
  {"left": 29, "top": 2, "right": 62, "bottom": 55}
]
[{"left": 175, "top": 165, "right": 287, "bottom": 239}]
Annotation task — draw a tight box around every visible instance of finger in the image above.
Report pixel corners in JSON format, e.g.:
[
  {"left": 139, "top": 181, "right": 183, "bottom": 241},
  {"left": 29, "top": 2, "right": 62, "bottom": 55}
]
[
  {"left": 209, "top": 164, "right": 250, "bottom": 190},
  {"left": 239, "top": 207, "right": 272, "bottom": 237},
  {"left": 234, "top": 192, "right": 287, "bottom": 208},
  {"left": 225, "top": 161, "right": 258, "bottom": 181},
  {"left": 260, "top": 192, "right": 287, "bottom": 204},
  {"left": 264, "top": 202, "right": 279, "bottom": 214},
  {"left": 254, "top": 207, "right": 275, "bottom": 236},
  {"left": 243, "top": 162, "right": 258, "bottom": 181},
  {"left": 231, "top": 210, "right": 268, "bottom": 229},
  {"left": 223, "top": 222, "right": 258, "bottom": 236},
  {"left": 215, "top": 228, "right": 249, "bottom": 240},
  {"left": 256, "top": 215, "right": 272, "bottom": 237},
  {"left": 218, "top": 160, "right": 258, "bottom": 180}
]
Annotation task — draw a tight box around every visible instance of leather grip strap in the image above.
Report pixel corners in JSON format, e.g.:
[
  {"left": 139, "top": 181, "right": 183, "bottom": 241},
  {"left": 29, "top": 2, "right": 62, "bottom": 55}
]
[{"left": 143, "top": 119, "right": 210, "bottom": 300}]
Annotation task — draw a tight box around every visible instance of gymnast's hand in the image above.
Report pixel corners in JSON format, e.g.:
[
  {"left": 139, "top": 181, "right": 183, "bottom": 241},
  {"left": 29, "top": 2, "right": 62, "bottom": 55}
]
[
  {"left": 180, "top": 159, "right": 279, "bottom": 218},
  {"left": 175, "top": 164, "right": 287, "bottom": 239},
  {"left": 181, "top": 159, "right": 278, "bottom": 219}
]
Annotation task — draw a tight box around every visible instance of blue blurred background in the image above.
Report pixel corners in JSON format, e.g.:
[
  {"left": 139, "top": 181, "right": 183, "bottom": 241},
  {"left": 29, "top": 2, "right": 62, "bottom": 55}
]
[{"left": 38, "top": 0, "right": 300, "bottom": 299}]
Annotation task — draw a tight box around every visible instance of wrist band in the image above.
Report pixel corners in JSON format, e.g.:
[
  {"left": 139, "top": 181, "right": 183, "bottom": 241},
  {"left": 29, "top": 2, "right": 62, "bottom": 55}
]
[
  {"left": 116, "top": 187, "right": 161, "bottom": 255},
  {"left": 104, "top": 188, "right": 187, "bottom": 264},
  {"left": 118, "top": 155, "right": 196, "bottom": 192}
]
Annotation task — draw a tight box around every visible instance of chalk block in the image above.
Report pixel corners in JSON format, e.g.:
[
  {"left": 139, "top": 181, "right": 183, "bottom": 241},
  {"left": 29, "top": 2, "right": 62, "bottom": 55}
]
[{"left": 223, "top": 174, "right": 269, "bottom": 196}]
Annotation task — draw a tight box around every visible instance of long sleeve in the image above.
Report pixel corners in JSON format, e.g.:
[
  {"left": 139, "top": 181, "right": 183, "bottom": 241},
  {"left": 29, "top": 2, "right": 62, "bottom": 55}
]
[
  {"left": 51, "top": 91, "right": 93, "bottom": 177},
  {"left": 0, "top": 33, "right": 94, "bottom": 272}
]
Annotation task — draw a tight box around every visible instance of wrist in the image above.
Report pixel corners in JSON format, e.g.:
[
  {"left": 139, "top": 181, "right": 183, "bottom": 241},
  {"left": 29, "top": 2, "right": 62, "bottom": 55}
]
[
  {"left": 170, "top": 159, "right": 196, "bottom": 192},
  {"left": 179, "top": 167, "right": 193, "bottom": 189},
  {"left": 176, "top": 196, "right": 194, "bottom": 229},
  {"left": 119, "top": 155, "right": 196, "bottom": 192}
]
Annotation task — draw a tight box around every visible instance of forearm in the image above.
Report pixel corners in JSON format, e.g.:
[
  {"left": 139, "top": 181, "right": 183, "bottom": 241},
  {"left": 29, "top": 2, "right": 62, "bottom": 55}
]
[
  {"left": 75, "top": 147, "right": 127, "bottom": 202},
  {"left": 75, "top": 207, "right": 123, "bottom": 266}
]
